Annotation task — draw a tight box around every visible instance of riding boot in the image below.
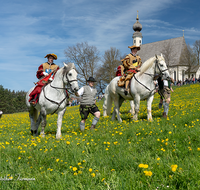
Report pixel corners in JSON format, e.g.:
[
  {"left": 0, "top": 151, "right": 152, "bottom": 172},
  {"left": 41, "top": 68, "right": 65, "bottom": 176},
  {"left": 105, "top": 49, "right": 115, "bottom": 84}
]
[
  {"left": 158, "top": 103, "right": 162, "bottom": 109},
  {"left": 124, "top": 81, "right": 129, "bottom": 95}
]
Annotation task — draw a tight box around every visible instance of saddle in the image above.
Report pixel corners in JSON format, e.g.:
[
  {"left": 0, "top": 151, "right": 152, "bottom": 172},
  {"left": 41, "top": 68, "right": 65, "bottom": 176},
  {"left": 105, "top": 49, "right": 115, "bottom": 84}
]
[{"left": 29, "top": 74, "right": 52, "bottom": 104}]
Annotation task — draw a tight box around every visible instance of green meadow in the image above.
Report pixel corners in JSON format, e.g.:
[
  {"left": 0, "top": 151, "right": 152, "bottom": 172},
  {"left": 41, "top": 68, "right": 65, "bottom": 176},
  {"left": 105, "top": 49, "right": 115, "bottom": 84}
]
[{"left": 0, "top": 83, "right": 200, "bottom": 190}]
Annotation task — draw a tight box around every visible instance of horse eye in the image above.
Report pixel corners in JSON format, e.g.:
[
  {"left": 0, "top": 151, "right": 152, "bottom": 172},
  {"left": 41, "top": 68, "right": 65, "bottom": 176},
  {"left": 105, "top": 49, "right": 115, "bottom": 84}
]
[
  {"left": 160, "top": 64, "right": 163, "bottom": 67},
  {"left": 68, "top": 73, "right": 72, "bottom": 76}
]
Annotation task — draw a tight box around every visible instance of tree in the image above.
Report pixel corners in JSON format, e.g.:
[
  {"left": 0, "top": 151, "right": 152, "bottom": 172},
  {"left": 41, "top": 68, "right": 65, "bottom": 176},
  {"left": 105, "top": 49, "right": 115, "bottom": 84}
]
[
  {"left": 98, "top": 47, "right": 121, "bottom": 84},
  {"left": 180, "top": 44, "right": 197, "bottom": 78},
  {"left": 193, "top": 40, "right": 200, "bottom": 65},
  {"left": 64, "top": 42, "right": 100, "bottom": 86},
  {"left": 162, "top": 41, "right": 175, "bottom": 68}
]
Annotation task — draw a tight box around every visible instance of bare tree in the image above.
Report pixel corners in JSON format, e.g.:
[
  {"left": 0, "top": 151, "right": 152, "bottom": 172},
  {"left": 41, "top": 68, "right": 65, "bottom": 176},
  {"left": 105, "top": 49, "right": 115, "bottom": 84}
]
[
  {"left": 180, "top": 44, "right": 197, "bottom": 78},
  {"left": 64, "top": 42, "right": 100, "bottom": 86},
  {"left": 162, "top": 41, "right": 175, "bottom": 68},
  {"left": 98, "top": 47, "right": 121, "bottom": 84},
  {"left": 193, "top": 40, "right": 200, "bottom": 65}
]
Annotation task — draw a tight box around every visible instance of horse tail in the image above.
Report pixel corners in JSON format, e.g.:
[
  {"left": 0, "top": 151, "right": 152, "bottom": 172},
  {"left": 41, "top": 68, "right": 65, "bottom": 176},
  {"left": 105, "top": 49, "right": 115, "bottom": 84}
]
[{"left": 103, "top": 85, "right": 113, "bottom": 116}]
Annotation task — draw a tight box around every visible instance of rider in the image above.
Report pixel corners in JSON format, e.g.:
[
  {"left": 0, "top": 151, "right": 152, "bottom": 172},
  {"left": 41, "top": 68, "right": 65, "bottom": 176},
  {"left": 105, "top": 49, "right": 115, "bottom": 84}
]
[
  {"left": 118, "top": 45, "right": 142, "bottom": 95},
  {"left": 76, "top": 77, "right": 100, "bottom": 131},
  {"left": 157, "top": 76, "right": 174, "bottom": 118},
  {"left": 29, "top": 53, "right": 59, "bottom": 105}
]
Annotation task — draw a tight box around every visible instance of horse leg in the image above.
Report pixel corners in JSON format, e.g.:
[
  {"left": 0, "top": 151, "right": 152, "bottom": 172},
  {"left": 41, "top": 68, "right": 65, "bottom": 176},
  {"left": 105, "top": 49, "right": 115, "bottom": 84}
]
[
  {"left": 112, "top": 97, "right": 122, "bottom": 122},
  {"left": 132, "top": 95, "right": 140, "bottom": 121},
  {"left": 129, "top": 100, "right": 135, "bottom": 116},
  {"left": 56, "top": 108, "right": 66, "bottom": 139},
  {"left": 103, "top": 87, "right": 113, "bottom": 116},
  {"left": 29, "top": 107, "right": 39, "bottom": 136},
  {"left": 39, "top": 109, "right": 47, "bottom": 137},
  {"left": 147, "top": 96, "right": 154, "bottom": 121}
]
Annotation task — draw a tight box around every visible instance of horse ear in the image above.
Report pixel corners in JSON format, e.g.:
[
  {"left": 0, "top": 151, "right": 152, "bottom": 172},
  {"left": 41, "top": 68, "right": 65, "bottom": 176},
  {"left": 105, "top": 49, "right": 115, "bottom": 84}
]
[
  {"left": 63, "top": 62, "right": 68, "bottom": 68},
  {"left": 155, "top": 54, "right": 158, "bottom": 59},
  {"left": 161, "top": 53, "right": 163, "bottom": 58}
]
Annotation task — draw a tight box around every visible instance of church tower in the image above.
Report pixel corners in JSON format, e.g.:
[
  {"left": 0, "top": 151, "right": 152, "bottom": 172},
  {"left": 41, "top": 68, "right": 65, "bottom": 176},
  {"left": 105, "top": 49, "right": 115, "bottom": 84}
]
[{"left": 132, "top": 11, "right": 143, "bottom": 46}]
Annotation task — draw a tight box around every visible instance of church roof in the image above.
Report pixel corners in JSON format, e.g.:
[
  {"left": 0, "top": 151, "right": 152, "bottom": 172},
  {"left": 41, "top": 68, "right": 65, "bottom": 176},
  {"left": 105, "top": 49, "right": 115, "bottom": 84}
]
[{"left": 138, "top": 36, "right": 187, "bottom": 67}]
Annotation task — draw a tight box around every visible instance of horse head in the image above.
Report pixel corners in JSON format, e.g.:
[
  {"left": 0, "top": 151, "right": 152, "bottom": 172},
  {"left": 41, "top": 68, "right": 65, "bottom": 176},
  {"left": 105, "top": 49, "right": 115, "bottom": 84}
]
[
  {"left": 154, "top": 54, "right": 170, "bottom": 80},
  {"left": 63, "top": 62, "right": 79, "bottom": 92}
]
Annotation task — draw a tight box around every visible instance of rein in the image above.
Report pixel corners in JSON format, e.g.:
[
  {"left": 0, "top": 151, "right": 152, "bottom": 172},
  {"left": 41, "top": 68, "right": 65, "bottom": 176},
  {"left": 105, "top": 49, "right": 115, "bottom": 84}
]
[
  {"left": 42, "top": 86, "right": 68, "bottom": 115},
  {"left": 133, "top": 57, "right": 167, "bottom": 93},
  {"left": 43, "top": 69, "right": 77, "bottom": 114}
]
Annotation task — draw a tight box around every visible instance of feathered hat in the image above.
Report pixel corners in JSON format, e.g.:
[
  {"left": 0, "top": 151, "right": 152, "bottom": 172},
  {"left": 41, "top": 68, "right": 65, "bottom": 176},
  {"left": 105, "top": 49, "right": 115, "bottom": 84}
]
[
  {"left": 128, "top": 45, "right": 140, "bottom": 50},
  {"left": 44, "top": 53, "right": 57, "bottom": 60}
]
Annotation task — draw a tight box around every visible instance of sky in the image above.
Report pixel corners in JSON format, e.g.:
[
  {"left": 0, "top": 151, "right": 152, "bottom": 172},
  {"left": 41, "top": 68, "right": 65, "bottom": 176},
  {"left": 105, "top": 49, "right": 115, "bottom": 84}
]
[{"left": 0, "top": 0, "right": 200, "bottom": 92}]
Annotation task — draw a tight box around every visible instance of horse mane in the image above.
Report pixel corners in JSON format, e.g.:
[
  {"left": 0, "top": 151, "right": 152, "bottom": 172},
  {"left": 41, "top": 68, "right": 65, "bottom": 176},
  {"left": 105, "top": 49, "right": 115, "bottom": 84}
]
[
  {"left": 139, "top": 55, "right": 164, "bottom": 75},
  {"left": 62, "top": 62, "right": 76, "bottom": 75},
  {"left": 139, "top": 57, "right": 155, "bottom": 75}
]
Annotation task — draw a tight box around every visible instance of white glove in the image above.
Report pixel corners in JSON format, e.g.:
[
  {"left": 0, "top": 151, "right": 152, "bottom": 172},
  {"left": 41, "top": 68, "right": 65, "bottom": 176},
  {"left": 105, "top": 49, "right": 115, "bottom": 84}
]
[
  {"left": 49, "top": 77, "right": 53, "bottom": 81},
  {"left": 43, "top": 72, "right": 49, "bottom": 76}
]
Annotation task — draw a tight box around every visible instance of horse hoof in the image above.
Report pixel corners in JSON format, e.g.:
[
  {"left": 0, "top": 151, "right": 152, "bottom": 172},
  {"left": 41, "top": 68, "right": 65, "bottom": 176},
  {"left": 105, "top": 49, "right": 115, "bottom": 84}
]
[
  {"left": 56, "top": 135, "right": 62, "bottom": 139},
  {"left": 31, "top": 130, "right": 37, "bottom": 136}
]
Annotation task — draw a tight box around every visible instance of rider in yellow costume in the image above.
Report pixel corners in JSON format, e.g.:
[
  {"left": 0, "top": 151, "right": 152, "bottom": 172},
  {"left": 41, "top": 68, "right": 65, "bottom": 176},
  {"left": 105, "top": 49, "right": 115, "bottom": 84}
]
[{"left": 118, "top": 45, "right": 142, "bottom": 95}]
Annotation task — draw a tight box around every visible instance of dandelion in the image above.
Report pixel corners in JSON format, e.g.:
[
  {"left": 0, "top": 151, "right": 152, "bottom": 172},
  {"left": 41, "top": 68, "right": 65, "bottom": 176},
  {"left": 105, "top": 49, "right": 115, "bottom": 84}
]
[
  {"left": 91, "top": 173, "right": 95, "bottom": 177},
  {"left": 197, "top": 148, "right": 200, "bottom": 151},
  {"left": 101, "top": 178, "right": 105, "bottom": 182},
  {"left": 111, "top": 169, "right": 115, "bottom": 172},
  {"left": 171, "top": 164, "right": 178, "bottom": 172},
  {"left": 66, "top": 141, "right": 70, "bottom": 145},
  {"left": 157, "top": 158, "right": 160, "bottom": 161},
  {"left": 143, "top": 171, "right": 153, "bottom": 176},
  {"left": 56, "top": 159, "right": 59, "bottom": 162},
  {"left": 89, "top": 168, "right": 92, "bottom": 172},
  {"left": 73, "top": 167, "right": 77, "bottom": 171}
]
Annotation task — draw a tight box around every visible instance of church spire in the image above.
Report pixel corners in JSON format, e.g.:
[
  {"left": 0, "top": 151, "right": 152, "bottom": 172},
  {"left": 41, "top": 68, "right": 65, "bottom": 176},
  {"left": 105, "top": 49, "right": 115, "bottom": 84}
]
[{"left": 132, "top": 11, "right": 143, "bottom": 46}]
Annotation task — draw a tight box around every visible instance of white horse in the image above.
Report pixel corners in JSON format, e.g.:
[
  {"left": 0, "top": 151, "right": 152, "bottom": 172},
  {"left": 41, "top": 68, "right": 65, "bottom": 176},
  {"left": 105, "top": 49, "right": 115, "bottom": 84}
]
[
  {"left": 26, "top": 62, "right": 79, "bottom": 139},
  {"left": 103, "top": 54, "right": 170, "bottom": 122}
]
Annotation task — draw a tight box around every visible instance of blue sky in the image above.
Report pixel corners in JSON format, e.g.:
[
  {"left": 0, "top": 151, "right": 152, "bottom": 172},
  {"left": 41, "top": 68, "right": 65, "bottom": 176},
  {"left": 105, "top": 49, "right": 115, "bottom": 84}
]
[{"left": 1, "top": 0, "right": 200, "bottom": 92}]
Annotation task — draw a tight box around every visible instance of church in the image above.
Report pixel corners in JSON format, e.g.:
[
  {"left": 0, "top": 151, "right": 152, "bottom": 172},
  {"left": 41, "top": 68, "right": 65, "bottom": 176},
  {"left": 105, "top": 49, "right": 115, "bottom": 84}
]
[{"left": 132, "top": 13, "right": 199, "bottom": 82}]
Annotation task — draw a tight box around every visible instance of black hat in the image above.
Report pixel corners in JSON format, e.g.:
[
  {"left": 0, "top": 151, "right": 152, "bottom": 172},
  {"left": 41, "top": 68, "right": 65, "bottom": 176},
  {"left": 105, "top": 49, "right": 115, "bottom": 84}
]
[{"left": 87, "top": 76, "right": 96, "bottom": 82}]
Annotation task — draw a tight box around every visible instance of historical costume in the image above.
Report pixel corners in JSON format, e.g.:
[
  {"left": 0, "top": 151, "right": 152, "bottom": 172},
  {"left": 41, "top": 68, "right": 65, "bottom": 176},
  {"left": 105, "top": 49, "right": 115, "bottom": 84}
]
[
  {"left": 76, "top": 77, "right": 100, "bottom": 131},
  {"left": 29, "top": 53, "right": 59, "bottom": 105},
  {"left": 118, "top": 45, "right": 142, "bottom": 95}
]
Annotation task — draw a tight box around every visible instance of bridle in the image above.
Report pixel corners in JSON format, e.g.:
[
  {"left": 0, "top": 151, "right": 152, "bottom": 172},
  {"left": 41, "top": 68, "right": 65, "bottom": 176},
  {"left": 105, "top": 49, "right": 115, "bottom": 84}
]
[
  {"left": 133, "top": 56, "right": 168, "bottom": 92},
  {"left": 43, "top": 69, "right": 78, "bottom": 114}
]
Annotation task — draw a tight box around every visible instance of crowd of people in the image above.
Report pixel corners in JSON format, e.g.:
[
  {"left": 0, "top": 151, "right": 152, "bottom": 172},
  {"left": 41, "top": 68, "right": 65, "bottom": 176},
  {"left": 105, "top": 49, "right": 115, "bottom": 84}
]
[{"left": 174, "top": 76, "right": 200, "bottom": 86}]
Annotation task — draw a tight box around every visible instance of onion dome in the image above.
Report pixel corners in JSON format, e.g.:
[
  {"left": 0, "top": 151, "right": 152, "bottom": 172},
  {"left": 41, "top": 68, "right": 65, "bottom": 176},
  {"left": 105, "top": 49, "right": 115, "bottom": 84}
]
[{"left": 133, "top": 12, "right": 142, "bottom": 32}]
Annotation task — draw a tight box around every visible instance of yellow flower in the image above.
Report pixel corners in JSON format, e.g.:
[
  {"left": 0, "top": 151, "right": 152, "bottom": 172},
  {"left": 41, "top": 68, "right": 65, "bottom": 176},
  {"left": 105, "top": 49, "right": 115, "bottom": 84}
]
[
  {"left": 111, "top": 169, "right": 115, "bottom": 172},
  {"left": 197, "top": 148, "right": 200, "bottom": 151},
  {"left": 56, "top": 159, "right": 59, "bottom": 162},
  {"left": 157, "top": 158, "right": 160, "bottom": 161},
  {"left": 89, "top": 168, "right": 92, "bottom": 172},
  {"left": 73, "top": 167, "right": 77, "bottom": 171},
  {"left": 101, "top": 178, "right": 105, "bottom": 182},
  {"left": 171, "top": 165, "right": 178, "bottom": 172},
  {"left": 66, "top": 141, "right": 70, "bottom": 145},
  {"left": 91, "top": 173, "right": 95, "bottom": 177},
  {"left": 144, "top": 171, "right": 152, "bottom": 176}
]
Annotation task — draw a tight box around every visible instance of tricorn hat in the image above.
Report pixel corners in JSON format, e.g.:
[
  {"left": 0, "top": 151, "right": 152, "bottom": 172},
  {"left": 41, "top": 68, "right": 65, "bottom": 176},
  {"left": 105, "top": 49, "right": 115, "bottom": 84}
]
[
  {"left": 44, "top": 53, "right": 57, "bottom": 60},
  {"left": 87, "top": 76, "right": 96, "bottom": 82},
  {"left": 128, "top": 45, "right": 140, "bottom": 50}
]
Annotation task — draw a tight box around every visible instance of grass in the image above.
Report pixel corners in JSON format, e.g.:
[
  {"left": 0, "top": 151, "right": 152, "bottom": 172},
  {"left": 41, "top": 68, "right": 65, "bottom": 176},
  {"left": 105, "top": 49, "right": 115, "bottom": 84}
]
[{"left": 0, "top": 83, "right": 200, "bottom": 189}]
